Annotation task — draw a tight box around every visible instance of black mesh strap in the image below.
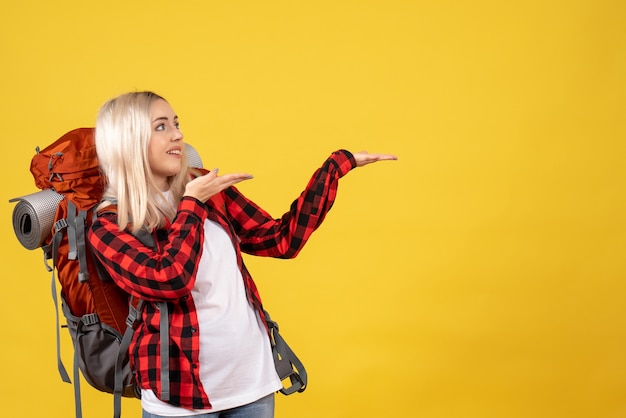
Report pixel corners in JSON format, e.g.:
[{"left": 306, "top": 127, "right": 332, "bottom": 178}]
[{"left": 263, "top": 310, "right": 307, "bottom": 395}]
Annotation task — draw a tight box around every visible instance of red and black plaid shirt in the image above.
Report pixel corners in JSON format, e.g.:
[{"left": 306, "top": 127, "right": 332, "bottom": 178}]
[{"left": 88, "top": 150, "right": 356, "bottom": 410}]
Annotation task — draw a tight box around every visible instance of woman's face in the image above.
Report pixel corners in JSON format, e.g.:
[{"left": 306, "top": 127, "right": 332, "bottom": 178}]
[{"left": 148, "top": 99, "right": 184, "bottom": 190}]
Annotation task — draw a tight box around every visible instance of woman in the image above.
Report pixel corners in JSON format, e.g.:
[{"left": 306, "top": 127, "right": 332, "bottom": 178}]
[{"left": 88, "top": 91, "right": 397, "bottom": 418}]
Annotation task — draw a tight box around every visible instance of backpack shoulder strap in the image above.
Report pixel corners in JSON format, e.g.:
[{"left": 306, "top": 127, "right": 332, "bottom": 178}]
[
  {"left": 48, "top": 201, "right": 77, "bottom": 387},
  {"left": 263, "top": 310, "right": 308, "bottom": 395},
  {"left": 113, "top": 297, "right": 144, "bottom": 418},
  {"left": 94, "top": 202, "right": 157, "bottom": 249}
]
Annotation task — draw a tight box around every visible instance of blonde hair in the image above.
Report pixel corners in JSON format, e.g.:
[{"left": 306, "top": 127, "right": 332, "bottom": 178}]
[{"left": 95, "top": 91, "right": 190, "bottom": 233}]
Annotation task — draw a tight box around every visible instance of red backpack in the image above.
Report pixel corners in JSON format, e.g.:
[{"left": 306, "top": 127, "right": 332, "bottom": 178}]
[{"left": 12, "top": 128, "right": 138, "bottom": 418}]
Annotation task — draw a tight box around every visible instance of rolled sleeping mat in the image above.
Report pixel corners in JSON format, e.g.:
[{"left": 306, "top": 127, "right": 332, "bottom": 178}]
[
  {"left": 185, "top": 143, "right": 203, "bottom": 168},
  {"left": 9, "top": 189, "right": 64, "bottom": 250}
]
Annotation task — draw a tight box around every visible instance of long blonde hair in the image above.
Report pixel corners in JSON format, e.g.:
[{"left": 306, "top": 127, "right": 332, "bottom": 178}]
[{"left": 95, "top": 91, "right": 190, "bottom": 233}]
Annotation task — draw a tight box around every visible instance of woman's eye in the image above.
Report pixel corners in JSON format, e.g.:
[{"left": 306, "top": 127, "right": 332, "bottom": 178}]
[
  {"left": 155, "top": 124, "right": 165, "bottom": 131},
  {"left": 175, "top": 122, "right": 180, "bottom": 129}
]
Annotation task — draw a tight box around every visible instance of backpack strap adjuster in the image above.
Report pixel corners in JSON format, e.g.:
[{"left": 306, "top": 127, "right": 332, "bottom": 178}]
[
  {"left": 81, "top": 313, "right": 99, "bottom": 327},
  {"left": 54, "top": 218, "right": 68, "bottom": 232},
  {"left": 125, "top": 299, "right": 144, "bottom": 328}
]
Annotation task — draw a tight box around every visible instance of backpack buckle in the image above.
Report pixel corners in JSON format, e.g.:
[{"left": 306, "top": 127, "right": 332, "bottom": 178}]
[
  {"left": 81, "top": 313, "right": 100, "bottom": 326},
  {"left": 126, "top": 305, "right": 141, "bottom": 328},
  {"left": 54, "top": 218, "right": 68, "bottom": 232}
]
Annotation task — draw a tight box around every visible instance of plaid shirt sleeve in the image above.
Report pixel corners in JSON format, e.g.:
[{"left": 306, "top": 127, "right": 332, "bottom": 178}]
[
  {"left": 224, "top": 149, "right": 356, "bottom": 258},
  {"left": 88, "top": 196, "right": 209, "bottom": 302}
]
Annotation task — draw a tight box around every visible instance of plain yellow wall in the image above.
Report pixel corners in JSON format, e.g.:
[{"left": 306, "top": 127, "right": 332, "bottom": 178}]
[{"left": 1, "top": 1, "right": 625, "bottom": 417}]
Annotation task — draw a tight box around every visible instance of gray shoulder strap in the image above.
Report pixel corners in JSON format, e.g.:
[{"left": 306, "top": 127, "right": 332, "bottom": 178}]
[
  {"left": 114, "top": 298, "right": 144, "bottom": 418},
  {"left": 49, "top": 219, "right": 71, "bottom": 385},
  {"left": 157, "top": 301, "right": 170, "bottom": 401}
]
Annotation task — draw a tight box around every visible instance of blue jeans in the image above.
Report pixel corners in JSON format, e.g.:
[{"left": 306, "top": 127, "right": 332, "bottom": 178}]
[{"left": 142, "top": 393, "right": 275, "bottom": 418}]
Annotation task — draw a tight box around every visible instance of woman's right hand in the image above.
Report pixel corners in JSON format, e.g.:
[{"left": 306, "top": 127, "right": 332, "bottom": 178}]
[{"left": 183, "top": 169, "right": 253, "bottom": 202}]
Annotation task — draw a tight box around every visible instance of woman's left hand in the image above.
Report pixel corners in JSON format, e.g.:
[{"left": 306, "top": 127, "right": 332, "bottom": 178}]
[{"left": 352, "top": 151, "right": 398, "bottom": 167}]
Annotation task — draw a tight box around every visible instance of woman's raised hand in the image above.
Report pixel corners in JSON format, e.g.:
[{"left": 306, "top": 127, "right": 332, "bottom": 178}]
[
  {"left": 184, "top": 169, "right": 253, "bottom": 202},
  {"left": 352, "top": 151, "right": 398, "bottom": 167}
]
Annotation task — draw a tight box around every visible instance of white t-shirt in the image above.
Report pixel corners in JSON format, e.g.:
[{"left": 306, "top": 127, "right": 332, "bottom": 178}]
[{"left": 142, "top": 219, "right": 281, "bottom": 415}]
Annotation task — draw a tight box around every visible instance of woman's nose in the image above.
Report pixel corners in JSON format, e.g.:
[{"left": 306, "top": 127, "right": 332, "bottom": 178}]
[{"left": 172, "top": 128, "right": 184, "bottom": 141}]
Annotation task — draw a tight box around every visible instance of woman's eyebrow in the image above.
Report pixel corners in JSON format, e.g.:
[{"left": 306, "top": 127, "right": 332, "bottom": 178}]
[{"left": 151, "top": 115, "right": 178, "bottom": 123}]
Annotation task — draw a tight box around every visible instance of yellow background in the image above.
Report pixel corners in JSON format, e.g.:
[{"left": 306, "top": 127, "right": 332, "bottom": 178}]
[{"left": 1, "top": 1, "right": 625, "bottom": 417}]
